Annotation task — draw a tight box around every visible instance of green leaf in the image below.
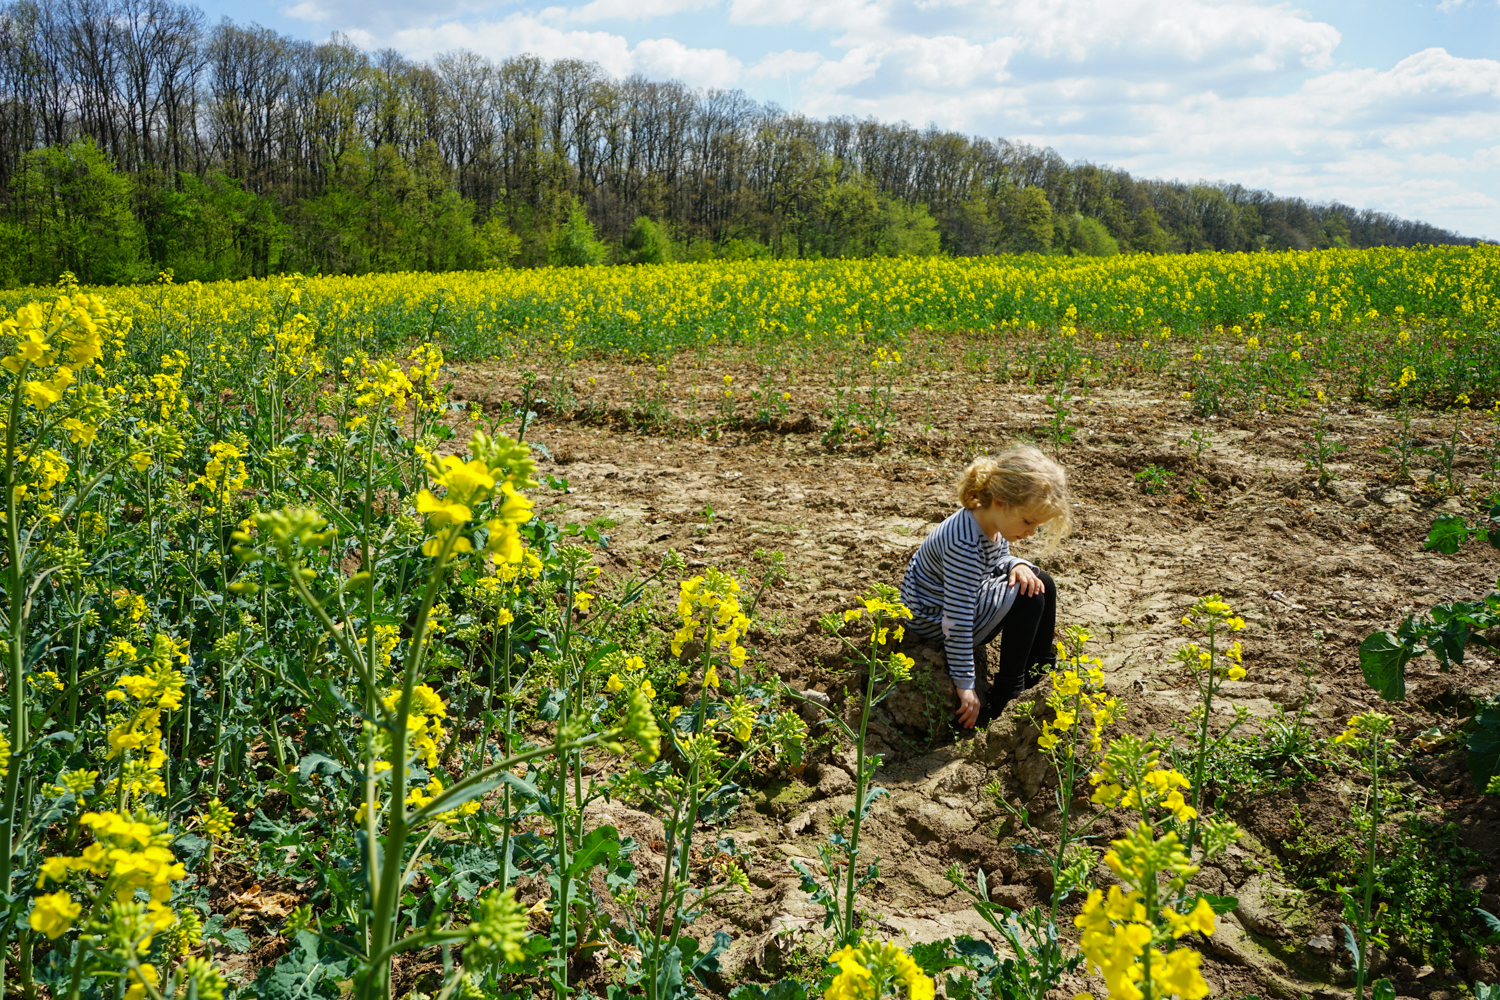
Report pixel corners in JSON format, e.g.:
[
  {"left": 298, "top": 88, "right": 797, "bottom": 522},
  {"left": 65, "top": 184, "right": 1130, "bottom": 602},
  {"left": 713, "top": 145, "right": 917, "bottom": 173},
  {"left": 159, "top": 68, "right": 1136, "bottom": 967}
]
[
  {"left": 432, "top": 843, "right": 503, "bottom": 900},
  {"left": 1373, "top": 979, "right": 1396, "bottom": 1000},
  {"left": 1425, "top": 514, "right": 1472, "bottom": 554},
  {"left": 856, "top": 785, "right": 889, "bottom": 820},
  {"left": 1474, "top": 907, "right": 1500, "bottom": 941},
  {"left": 254, "top": 932, "right": 342, "bottom": 1000},
  {"left": 298, "top": 753, "right": 345, "bottom": 784},
  {"left": 1198, "top": 893, "right": 1240, "bottom": 915},
  {"left": 565, "top": 824, "right": 621, "bottom": 879},
  {"left": 910, "top": 939, "right": 958, "bottom": 975},
  {"left": 1466, "top": 698, "right": 1500, "bottom": 788},
  {"left": 731, "top": 983, "right": 807, "bottom": 1000},
  {"left": 1358, "top": 631, "right": 1415, "bottom": 701},
  {"left": 538, "top": 687, "right": 565, "bottom": 721}
]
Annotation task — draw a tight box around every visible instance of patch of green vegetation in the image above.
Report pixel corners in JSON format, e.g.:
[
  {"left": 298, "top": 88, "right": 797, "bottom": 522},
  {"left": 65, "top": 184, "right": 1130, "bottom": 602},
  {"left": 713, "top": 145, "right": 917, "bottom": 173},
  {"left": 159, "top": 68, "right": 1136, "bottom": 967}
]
[
  {"left": 1135, "top": 463, "right": 1175, "bottom": 494},
  {"left": 1281, "top": 805, "right": 1488, "bottom": 969}
]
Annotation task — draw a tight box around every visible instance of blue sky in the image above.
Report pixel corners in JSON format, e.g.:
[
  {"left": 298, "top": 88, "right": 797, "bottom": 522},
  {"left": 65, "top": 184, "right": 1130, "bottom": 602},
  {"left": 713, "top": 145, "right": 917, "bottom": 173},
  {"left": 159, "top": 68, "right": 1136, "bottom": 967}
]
[{"left": 213, "top": 0, "right": 1500, "bottom": 239}]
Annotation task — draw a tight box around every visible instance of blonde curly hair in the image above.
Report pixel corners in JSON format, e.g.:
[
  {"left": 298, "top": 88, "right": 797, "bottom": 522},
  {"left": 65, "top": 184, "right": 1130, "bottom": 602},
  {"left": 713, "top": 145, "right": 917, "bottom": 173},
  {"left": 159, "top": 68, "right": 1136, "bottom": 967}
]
[{"left": 955, "top": 445, "right": 1073, "bottom": 551}]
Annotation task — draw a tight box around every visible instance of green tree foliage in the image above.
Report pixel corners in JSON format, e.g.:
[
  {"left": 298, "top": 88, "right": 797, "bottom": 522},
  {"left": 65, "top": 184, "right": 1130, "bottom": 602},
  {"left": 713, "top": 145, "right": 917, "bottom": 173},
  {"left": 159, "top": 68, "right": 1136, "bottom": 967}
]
[
  {"left": 939, "top": 197, "right": 999, "bottom": 256},
  {"left": 1059, "top": 214, "right": 1119, "bottom": 257},
  {"left": 879, "top": 200, "right": 941, "bottom": 257},
  {"left": 621, "top": 216, "right": 674, "bottom": 265},
  {"left": 1002, "top": 187, "right": 1053, "bottom": 253},
  {"left": 1131, "top": 207, "right": 1174, "bottom": 254},
  {"left": 1320, "top": 214, "right": 1352, "bottom": 249},
  {"left": 714, "top": 237, "right": 773, "bottom": 261},
  {"left": 10, "top": 139, "right": 144, "bottom": 284},
  {"left": 478, "top": 217, "right": 521, "bottom": 269},
  {"left": 285, "top": 142, "right": 483, "bottom": 275},
  {"left": 549, "top": 199, "right": 607, "bottom": 267},
  {"left": 141, "top": 172, "right": 285, "bottom": 282},
  {"left": 810, "top": 175, "right": 883, "bottom": 259}
]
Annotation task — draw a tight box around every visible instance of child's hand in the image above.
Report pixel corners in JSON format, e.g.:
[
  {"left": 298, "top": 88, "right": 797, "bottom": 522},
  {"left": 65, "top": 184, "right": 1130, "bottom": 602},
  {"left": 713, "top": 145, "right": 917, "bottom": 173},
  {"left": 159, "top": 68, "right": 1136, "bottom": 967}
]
[
  {"left": 955, "top": 687, "right": 981, "bottom": 729},
  {"left": 1009, "top": 564, "right": 1044, "bottom": 597}
]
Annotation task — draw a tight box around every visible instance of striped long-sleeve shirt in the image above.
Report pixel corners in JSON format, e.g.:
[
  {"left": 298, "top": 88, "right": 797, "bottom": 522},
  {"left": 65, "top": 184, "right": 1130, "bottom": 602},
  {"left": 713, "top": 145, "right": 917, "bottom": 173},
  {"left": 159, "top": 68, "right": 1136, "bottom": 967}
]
[{"left": 899, "top": 508, "right": 1032, "bottom": 689}]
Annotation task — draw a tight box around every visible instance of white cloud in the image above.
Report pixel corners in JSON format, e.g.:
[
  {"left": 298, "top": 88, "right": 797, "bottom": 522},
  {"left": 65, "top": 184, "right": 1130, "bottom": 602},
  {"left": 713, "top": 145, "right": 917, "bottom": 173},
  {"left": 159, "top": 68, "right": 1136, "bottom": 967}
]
[
  {"left": 1002, "top": 0, "right": 1340, "bottom": 70},
  {"left": 633, "top": 36, "right": 743, "bottom": 86},
  {"left": 728, "top": 0, "right": 885, "bottom": 33},
  {"left": 745, "top": 48, "right": 822, "bottom": 79},
  {"left": 360, "top": 13, "right": 742, "bottom": 87},
  {"left": 281, "top": 2, "right": 331, "bottom": 23},
  {"left": 367, "top": 16, "right": 638, "bottom": 74},
  {"left": 563, "top": 0, "right": 718, "bottom": 22}
]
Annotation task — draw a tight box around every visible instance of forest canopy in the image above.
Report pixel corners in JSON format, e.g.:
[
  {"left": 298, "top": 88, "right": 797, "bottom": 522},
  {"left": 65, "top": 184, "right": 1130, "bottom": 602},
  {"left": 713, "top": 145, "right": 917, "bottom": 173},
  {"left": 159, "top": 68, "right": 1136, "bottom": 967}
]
[{"left": 0, "top": 0, "right": 1481, "bottom": 285}]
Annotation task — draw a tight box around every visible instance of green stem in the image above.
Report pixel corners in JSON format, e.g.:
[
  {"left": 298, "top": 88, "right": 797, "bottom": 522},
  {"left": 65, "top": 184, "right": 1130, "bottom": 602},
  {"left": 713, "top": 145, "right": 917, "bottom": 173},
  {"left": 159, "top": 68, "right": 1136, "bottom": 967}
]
[
  {"left": 2, "top": 371, "right": 32, "bottom": 990},
  {"left": 1356, "top": 735, "right": 1381, "bottom": 1000},
  {"left": 1187, "top": 621, "right": 1216, "bottom": 857},
  {"left": 842, "top": 613, "right": 881, "bottom": 947},
  {"left": 1049, "top": 686, "right": 1083, "bottom": 932}
]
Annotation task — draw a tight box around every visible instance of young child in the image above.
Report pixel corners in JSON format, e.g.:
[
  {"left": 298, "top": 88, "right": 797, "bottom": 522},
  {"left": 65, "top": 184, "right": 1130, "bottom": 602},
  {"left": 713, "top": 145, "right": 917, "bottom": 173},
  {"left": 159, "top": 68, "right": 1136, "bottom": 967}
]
[{"left": 900, "top": 446, "right": 1072, "bottom": 729}]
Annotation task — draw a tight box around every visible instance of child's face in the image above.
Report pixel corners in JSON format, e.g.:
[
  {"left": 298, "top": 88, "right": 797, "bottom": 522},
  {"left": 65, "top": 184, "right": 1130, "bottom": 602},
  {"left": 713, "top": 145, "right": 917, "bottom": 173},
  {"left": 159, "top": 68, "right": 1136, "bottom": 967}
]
[{"left": 991, "top": 503, "right": 1050, "bottom": 543}]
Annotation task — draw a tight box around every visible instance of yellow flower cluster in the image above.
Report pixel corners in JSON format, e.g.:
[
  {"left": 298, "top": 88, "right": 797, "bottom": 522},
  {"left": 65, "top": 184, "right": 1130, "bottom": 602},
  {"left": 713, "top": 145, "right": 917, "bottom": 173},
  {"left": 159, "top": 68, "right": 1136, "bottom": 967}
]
[
  {"left": 1089, "top": 739, "right": 1197, "bottom": 825},
  {"left": 1036, "top": 633, "right": 1119, "bottom": 755},
  {"left": 34, "top": 809, "right": 187, "bottom": 942},
  {"left": 1172, "top": 640, "right": 1245, "bottom": 682},
  {"left": 270, "top": 310, "right": 319, "bottom": 380},
  {"left": 348, "top": 356, "right": 413, "bottom": 425},
  {"left": 29, "top": 890, "right": 82, "bottom": 939},
  {"left": 1177, "top": 595, "right": 1245, "bottom": 634},
  {"left": 380, "top": 683, "right": 448, "bottom": 769},
  {"left": 605, "top": 656, "right": 655, "bottom": 700},
  {"left": 1332, "top": 711, "right": 1393, "bottom": 747},
  {"left": 198, "top": 798, "right": 235, "bottom": 842},
  {"left": 1074, "top": 823, "right": 1215, "bottom": 1000},
  {"left": 414, "top": 432, "right": 537, "bottom": 562},
  {"left": 1, "top": 294, "right": 117, "bottom": 412},
  {"left": 191, "top": 441, "right": 250, "bottom": 513},
  {"left": 113, "top": 590, "right": 148, "bottom": 622},
  {"left": 406, "top": 342, "right": 449, "bottom": 415},
  {"left": 842, "top": 592, "right": 913, "bottom": 647},
  {"left": 1076, "top": 902, "right": 1209, "bottom": 1000},
  {"left": 146, "top": 351, "right": 189, "bottom": 419},
  {"left": 102, "top": 636, "right": 189, "bottom": 799},
  {"left": 671, "top": 568, "right": 750, "bottom": 670},
  {"left": 824, "top": 940, "right": 935, "bottom": 1000},
  {"left": 11, "top": 447, "right": 70, "bottom": 502},
  {"left": 361, "top": 622, "right": 402, "bottom": 671},
  {"left": 406, "top": 776, "right": 483, "bottom": 823}
]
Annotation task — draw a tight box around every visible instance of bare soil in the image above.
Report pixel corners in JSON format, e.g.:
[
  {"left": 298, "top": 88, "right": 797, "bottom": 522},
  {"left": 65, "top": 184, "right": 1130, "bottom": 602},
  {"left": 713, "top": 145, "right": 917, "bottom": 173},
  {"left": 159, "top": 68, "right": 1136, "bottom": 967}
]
[{"left": 441, "top": 356, "right": 1500, "bottom": 1000}]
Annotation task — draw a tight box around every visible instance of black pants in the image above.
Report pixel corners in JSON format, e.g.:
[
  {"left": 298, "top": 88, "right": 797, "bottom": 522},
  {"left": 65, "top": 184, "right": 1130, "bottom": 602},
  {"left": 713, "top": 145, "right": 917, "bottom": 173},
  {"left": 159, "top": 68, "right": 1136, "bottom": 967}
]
[{"left": 972, "top": 567, "right": 1057, "bottom": 720}]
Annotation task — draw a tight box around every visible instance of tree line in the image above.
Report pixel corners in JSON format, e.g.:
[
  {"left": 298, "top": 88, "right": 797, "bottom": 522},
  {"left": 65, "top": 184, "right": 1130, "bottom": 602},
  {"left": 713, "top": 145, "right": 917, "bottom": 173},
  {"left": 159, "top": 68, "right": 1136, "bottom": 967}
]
[{"left": 0, "top": 0, "right": 1480, "bottom": 285}]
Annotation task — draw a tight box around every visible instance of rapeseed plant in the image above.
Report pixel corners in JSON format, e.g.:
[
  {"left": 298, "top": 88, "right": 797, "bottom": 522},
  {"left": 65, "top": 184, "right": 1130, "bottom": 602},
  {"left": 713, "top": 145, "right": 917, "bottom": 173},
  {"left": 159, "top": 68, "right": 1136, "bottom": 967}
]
[
  {"left": 1173, "top": 595, "right": 1248, "bottom": 858},
  {"left": 791, "top": 586, "right": 914, "bottom": 946},
  {"left": 1074, "top": 734, "right": 1239, "bottom": 1000},
  {"left": 1332, "top": 712, "right": 1398, "bottom": 1000},
  {"left": 823, "top": 940, "right": 935, "bottom": 1000}
]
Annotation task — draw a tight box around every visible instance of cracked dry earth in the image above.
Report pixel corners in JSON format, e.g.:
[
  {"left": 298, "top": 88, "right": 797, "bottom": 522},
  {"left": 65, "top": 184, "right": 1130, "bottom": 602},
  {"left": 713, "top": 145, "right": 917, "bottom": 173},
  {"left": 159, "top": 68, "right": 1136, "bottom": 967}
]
[{"left": 451, "top": 362, "right": 1500, "bottom": 1000}]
